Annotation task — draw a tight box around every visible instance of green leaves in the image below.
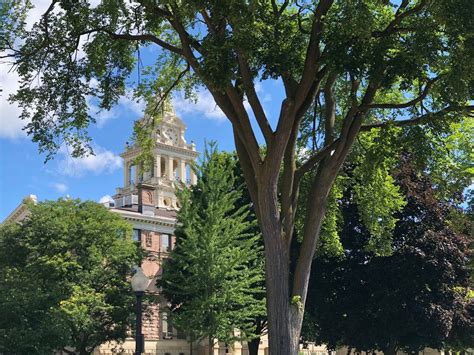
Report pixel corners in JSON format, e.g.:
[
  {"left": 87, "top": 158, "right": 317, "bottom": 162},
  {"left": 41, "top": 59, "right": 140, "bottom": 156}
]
[
  {"left": 160, "top": 143, "right": 265, "bottom": 344},
  {"left": 352, "top": 126, "right": 406, "bottom": 255},
  {"left": 0, "top": 199, "right": 141, "bottom": 354},
  {"left": 306, "top": 157, "right": 472, "bottom": 352}
]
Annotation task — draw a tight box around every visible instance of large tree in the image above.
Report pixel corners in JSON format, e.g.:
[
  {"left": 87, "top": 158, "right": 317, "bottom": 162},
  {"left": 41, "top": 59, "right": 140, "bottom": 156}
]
[
  {"left": 159, "top": 144, "right": 265, "bottom": 355},
  {"left": 303, "top": 158, "right": 473, "bottom": 353},
  {"left": 2, "top": 1, "right": 474, "bottom": 352},
  {"left": 0, "top": 199, "right": 141, "bottom": 355}
]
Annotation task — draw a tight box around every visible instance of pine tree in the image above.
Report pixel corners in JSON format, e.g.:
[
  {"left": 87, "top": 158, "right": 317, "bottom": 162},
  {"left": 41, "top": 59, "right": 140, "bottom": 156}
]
[{"left": 159, "top": 143, "right": 265, "bottom": 355}]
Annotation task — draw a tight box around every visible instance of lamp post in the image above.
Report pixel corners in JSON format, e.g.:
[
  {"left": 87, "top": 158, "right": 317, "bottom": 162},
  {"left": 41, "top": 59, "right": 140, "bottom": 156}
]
[{"left": 131, "top": 267, "right": 149, "bottom": 355}]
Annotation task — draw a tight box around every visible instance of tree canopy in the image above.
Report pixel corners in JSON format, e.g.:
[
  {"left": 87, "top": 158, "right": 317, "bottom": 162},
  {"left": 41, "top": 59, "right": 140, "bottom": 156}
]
[
  {"left": 0, "top": 199, "right": 141, "bottom": 355},
  {"left": 2, "top": 1, "right": 474, "bottom": 352},
  {"left": 303, "top": 158, "right": 473, "bottom": 353},
  {"left": 159, "top": 144, "right": 265, "bottom": 355}
]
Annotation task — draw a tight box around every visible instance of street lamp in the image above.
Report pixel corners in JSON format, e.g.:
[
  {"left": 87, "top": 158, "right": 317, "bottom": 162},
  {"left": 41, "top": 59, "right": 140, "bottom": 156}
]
[{"left": 131, "top": 267, "right": 150, "bottom": 355}]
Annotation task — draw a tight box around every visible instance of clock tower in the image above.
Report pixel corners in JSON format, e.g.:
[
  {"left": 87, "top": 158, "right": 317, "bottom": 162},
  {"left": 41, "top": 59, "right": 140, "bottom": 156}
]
[
  {"left": 102, "top": 105, "right": 200, "bottom": 350},
  {"left": 113, "top": 105, "right": 199, "bottom": 212}
]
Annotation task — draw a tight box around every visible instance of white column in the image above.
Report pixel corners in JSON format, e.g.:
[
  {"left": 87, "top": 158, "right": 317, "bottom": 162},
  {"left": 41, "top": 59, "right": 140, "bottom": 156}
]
[
  {"left": 124, "top": 161, "right": 130, "bottom": 187},
  {"left": 155, "top": 155, "right": 161, "bottom": 177},
  {"left": 190, "top": 165, "right": 197, "bottom": 185},
  {"left": 134, "top": 164, "right": 140, "bottom": 184},
  {"left": 179, "top": 159, "right": 186, "bottom": 183},
  {"left": 168, "top": 156, "right": 174, "bottom": 180}
]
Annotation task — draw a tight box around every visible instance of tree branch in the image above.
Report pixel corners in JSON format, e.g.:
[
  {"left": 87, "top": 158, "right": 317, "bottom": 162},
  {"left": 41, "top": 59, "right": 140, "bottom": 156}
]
[
  {"left": 360, "top": 105, "right": 474, "bottom": 131},
  {"left": 293, "top": 0, "right": 333, "bottom": 109},
  {"left": 367, "top": 77, "right": 438, "bottom": 109},
  {"left": 86, "top": 29, "right": 184, "bottom": 56},
  {"left": 323, "top": 72, "right": 337, "bottom": 144},
  {"left": 144, "top": 63, "right": 190, "bottom": 120},
  {"left": 279, "top": 70, "right": 328, "bottom": 247},
  {"left": 224, "top": 85, "right": 262, "bottom": 163},
  {"left": 295, "top": 139, "right": 340, "bottom": 180},
  {"left": 372, "top": 0, "right": 429, "bottom": 37},
  {"left": 236, "top": 50, "right": 274, "bottom": 144}
]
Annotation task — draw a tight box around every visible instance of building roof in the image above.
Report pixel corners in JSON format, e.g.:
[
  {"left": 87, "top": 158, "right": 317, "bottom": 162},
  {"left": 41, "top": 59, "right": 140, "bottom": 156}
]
[{"left": 2, "top": 195, "right": 37, "bottom": 224}]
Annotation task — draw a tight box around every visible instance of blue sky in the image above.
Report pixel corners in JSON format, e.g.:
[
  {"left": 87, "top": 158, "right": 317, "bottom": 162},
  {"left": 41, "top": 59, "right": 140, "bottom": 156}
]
[{"left": 0, "top": 1, "right": 286, "bottom": 220}]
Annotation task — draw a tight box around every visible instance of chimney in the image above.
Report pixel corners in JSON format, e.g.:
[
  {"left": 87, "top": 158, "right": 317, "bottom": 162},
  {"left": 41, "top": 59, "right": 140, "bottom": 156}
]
[{"left": 137, "top": 183, "right": 155, "bottom": 216}]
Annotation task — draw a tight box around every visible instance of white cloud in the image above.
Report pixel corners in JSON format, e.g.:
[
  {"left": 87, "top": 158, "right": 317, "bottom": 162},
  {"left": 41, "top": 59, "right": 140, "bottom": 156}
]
[
  {"left": 0, "top": 63, "right": 28, "bottom": 139},
  {"left": 99, "top": 194, "right": 114, "bottom": 204},
  {"left": 173, "top": 89, "right": 227, "bottom": 121},
  {"left": 58, "top": 145, "right": 122, "bottom": 177},
  {"left": 119, "top": 93, "right": 146, "bottom": 116},
  {"left": 51, "top": 182, "right": 68, "bottom": 193},
  {"left": 24, "top": 0, "right": 54, "bottom": 31},
  {"left": 88, "top": 92, "right": 145, "bottom": 128},
  {"left": 0, "top": 1, "right": 65, "bottom": 139},
  {"left": 173, "top": 86, "right": 270, "bottom": 122}
]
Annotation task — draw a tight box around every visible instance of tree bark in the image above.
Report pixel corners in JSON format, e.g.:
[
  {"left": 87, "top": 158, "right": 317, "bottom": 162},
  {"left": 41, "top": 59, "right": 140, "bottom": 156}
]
[
  {"left": 248, "top": 337, "right": 260, "bottom": 355},
  {"left": 208, "top": 336, "right": 213, "bottom": 355},
  {"left": 384, "top": 342, "right": 397, "bottom": 355},
  {"left": 263, "top": 223, "right": 293, "bottom": 354}
]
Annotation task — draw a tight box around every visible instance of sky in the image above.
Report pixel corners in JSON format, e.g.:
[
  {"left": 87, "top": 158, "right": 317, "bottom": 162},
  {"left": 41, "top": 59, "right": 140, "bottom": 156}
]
[{"left": 0, "top": 1, "right": 287, "bottom": 221}]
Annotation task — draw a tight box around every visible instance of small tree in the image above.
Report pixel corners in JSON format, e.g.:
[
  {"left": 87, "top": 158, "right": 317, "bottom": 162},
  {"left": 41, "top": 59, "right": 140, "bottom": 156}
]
[
  {"left": 0, "top": 199, "right": 141, "bottom": 355},
  {"left": 160, "top": 144, "right": 265, "bottom": 355}
]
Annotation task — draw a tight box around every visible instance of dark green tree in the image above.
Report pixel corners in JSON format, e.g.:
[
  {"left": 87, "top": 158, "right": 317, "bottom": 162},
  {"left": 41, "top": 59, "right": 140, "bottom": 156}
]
[
  {"left": 159, "top": 144, "right": 265, "bottom": 355},
  {"left": 3, "top": 1, "right": 474, "bottom": 351},
  {"left": 303, "top": 158, "right": 473, "bottom": 353},
  {"left": 0, "top": 199, "right": 141, "bottom": 355},
  {"left": 231, "top": 152, "right": 268, "bottom": 355}
]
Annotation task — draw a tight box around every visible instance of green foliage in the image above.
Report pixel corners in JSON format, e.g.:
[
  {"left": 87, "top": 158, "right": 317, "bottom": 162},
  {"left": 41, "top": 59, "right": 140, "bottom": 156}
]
[
  {"left": 2, "top": 1, "right": 474, "bottom": 349},
  {"left": 304, "top": 159, "right": 473, "bottom": 352},
  {"left": 352, "top": 126, "right": 407, "bottom": 255},
  {"left": 317, "top": 175, "right": 345, "bottom": 258},
  {"left": 0, "top": 199, "right": 141, "bottom": 355},
  {"left": 3, "top": 0, "right": 473, "bottom": 159},
  {"left": 159, "top": 143, "right": 265, "bottom": 345}
]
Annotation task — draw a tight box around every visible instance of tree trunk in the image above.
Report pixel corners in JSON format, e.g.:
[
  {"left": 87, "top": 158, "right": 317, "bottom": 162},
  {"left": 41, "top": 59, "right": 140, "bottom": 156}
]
[
  {"left": 262, "top": 220, "right": 302, "bottom": 355},
  {"left": 384, "top": 342, "right": 397, "bottom": 355},
  {"left": 208, "top": 336, "right": 213, "bottom": 355},
  {"left": 248, "top": 337, "right": 260, "bottom": 355}
]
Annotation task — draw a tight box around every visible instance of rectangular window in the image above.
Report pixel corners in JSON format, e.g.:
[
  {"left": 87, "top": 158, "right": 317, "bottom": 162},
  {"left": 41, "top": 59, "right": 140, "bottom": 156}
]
[
  {"left": 132, "top": 229, "right": 140, "bottom": 242},
  {"left": 145, "top": 232, "right": 152, "bottom": 247},
  {"left": 161, "top": 234, "right": 170, "bottom": 251}
]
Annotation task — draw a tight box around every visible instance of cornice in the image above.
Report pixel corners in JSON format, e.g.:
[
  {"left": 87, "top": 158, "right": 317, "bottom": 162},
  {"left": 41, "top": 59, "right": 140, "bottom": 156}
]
[
  {"left": 110, "top": 209, "right": 176, "bottom": 228},
  {"left": 121, "top": 143, "right": 199, "bottom": 159}
]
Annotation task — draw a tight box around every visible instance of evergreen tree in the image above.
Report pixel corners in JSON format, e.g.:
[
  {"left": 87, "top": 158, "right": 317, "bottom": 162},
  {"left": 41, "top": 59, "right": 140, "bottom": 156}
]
[{"left": 159, "top": 144, "right": 265, "bottom": 355}]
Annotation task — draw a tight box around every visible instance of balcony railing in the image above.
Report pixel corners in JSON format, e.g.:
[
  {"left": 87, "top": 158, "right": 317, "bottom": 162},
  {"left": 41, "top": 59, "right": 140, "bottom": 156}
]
[{"left": 114, "top": 194, "right": 138, "bottom": 208}]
